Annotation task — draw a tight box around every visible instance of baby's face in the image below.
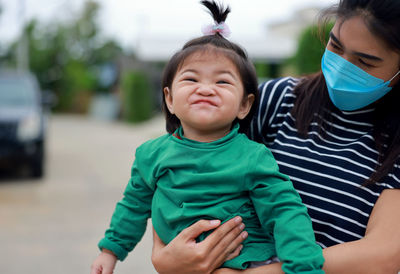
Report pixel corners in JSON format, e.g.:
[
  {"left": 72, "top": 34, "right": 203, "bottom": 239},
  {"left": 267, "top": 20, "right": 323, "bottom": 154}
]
[{"left": 163, "top": 51, "right": 252, "bottom": 140}]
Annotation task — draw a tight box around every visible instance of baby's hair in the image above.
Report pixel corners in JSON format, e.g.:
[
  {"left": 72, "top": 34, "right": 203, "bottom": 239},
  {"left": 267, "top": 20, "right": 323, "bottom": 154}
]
[
  {"left": 201, "top": 0, "right": 230, "bottom": 24},
  {"left": 162, "top": 0, "right": 259, "bottom": 134}
]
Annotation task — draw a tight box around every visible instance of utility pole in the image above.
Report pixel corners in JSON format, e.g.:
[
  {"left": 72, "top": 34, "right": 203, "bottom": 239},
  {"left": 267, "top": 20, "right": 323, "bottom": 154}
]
[{"left": 16, "top": 0, "right": 29, "bottom": 72}]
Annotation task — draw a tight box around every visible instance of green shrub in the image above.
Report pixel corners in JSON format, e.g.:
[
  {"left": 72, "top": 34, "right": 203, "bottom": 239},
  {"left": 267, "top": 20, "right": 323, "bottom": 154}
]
[
  {"left": 56, "top": 60, "right": 96, "bottom": 113},
  {"left": 121, "top": 71, "right": 153, "bottom": 123}
]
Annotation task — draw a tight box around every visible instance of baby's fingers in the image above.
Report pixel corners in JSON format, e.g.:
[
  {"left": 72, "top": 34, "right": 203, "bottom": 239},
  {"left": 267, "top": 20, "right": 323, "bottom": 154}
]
[
  {"left": 90, "top": 263, "right": 102, "bottom": 274},
  {"left": 90, "top": 251, "right": 117, "bottom": 274}
]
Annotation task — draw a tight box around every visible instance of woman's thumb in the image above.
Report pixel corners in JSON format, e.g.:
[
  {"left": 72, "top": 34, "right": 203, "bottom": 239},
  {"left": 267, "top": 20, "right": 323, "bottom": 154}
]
[{"left": 152, "top": 227, "right": 166, "bottom": 249}]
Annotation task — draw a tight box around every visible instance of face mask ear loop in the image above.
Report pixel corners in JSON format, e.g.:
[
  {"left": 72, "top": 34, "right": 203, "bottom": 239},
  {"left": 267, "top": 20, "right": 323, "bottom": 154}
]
[{"left": 389, "top": 70, "right": 400, "bottom": 82}]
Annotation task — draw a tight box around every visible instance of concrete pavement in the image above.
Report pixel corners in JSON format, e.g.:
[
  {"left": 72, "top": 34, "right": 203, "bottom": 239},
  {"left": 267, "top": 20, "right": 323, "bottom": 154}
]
[{"left": 0, "top": 114, "right": 165, "bottom": 274}]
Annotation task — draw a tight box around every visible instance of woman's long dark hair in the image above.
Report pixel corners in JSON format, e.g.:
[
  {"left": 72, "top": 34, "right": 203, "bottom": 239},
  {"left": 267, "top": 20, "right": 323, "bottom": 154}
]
[
  {"left": 161, "top": 0, "right": 259, "bottom": 134},
  {"left": 292, "top": 0, "right": 400, "bottom": 185}
]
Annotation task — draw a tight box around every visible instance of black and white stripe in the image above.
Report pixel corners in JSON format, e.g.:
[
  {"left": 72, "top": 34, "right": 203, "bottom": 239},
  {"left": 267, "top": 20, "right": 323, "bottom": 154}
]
[{"left": 250, "top": 77, "right": 400, "bottom": 248}]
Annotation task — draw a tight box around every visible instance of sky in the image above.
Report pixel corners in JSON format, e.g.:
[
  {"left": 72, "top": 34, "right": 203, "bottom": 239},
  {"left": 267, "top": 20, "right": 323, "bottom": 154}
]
[{"left": 0, "top": 0, "right": 337, "bottom": 51}]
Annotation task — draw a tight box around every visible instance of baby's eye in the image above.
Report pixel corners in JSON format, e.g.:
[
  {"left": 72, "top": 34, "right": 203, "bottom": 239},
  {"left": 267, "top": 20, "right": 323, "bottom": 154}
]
[
  {"left": 217, "top": 80, "right": 230, "bottom": 84},
  {"left": 183, "top": 78, "right": 197, "bottom": 82}
]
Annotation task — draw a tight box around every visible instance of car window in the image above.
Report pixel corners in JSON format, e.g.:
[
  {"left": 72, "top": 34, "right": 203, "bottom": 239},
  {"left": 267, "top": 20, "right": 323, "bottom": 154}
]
[{"left": 0, "top": 78, "right": 36, "bottom": 107}]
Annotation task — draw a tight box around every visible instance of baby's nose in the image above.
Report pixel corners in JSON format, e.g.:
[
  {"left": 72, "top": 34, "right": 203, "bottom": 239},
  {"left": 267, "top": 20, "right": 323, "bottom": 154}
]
[{"left": 196, "top": 84, "right": 215, "bottom": 96}]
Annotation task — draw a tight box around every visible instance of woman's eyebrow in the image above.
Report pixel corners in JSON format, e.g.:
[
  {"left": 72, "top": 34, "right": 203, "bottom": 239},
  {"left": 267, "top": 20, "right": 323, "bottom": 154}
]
[
  {"left": 330, "top": 32, "right": 383, "bottom": 62},
  {"left": 353, "top": 51, "right": 383, "bottom": 62}
]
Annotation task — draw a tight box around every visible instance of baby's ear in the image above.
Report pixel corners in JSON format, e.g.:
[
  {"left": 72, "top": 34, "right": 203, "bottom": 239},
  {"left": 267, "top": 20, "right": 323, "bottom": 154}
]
[
  {"left": 163, "top": 87, "right": 174, "bottom": 114},
  {"left": 237, "top": 94, "right": 255, "bottom": 120}
]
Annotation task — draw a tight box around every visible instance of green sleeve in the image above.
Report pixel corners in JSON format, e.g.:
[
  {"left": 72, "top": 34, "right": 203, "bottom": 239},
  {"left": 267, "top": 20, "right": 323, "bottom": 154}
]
[
  {"left": 248, "top": 148, "right": 325, "bottom": 274},
  {"left": 98, "top": 156, "right": 154, "bottom": 261}
]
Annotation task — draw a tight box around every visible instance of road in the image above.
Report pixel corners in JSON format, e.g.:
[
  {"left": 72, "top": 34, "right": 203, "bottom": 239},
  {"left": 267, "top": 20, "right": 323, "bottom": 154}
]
[{"left": 0, "top": 114, "right": 165, "bottom": 274}]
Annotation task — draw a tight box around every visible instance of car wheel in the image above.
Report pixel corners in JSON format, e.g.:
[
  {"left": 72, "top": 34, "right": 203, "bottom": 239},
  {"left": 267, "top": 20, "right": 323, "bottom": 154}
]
[{"left": 31, "top": 143, "right": 44, "bottom": 178}]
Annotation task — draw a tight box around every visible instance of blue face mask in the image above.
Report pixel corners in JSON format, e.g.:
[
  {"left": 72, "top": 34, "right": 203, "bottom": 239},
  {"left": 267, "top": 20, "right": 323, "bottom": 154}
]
[{"left": 321, "top": 49, "right": 400, "bottom": 111}]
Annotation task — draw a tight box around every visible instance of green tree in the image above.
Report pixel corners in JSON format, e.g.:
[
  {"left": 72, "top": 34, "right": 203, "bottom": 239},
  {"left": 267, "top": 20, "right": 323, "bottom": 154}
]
[
  {"left": 292, "top": 22, "right": 334, "bottom": 75},
  {"left": 2, "top": 0, "right": 124, "bottom": 112}
]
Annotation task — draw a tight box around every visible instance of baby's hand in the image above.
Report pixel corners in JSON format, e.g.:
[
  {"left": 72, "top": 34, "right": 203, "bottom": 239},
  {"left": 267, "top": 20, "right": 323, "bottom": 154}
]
[{"left": 90, "top": 249, "right": 117, "bottom": 274}]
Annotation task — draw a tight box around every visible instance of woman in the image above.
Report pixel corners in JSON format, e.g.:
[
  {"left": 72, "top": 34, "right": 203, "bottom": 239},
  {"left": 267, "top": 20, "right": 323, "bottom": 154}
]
[{"left": 151, "top": 0, "right": 400, "bottom": 273}]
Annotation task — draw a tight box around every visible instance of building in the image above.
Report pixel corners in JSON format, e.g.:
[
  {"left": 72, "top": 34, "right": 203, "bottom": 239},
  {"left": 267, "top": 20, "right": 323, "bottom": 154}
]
[{"left": 134, "top": 6, "right": 324, "bottom": 65}]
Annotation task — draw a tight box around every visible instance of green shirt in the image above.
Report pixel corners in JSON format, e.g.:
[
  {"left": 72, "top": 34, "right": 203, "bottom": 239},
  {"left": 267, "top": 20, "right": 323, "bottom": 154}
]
[{"left": 99, "top": 124, "right": 324, "bottom": 273}]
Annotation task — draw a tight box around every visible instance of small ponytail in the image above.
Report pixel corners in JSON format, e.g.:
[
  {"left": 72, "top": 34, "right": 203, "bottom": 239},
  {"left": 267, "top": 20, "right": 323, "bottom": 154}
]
[{"left": 200, "top": 0, "right": 231, "bottom": 24}]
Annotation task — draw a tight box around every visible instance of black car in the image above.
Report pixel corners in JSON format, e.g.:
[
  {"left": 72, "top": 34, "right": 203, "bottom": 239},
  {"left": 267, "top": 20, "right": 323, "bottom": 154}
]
[{"left": 0, "top": 71, "right": 50, "bottom": 178}]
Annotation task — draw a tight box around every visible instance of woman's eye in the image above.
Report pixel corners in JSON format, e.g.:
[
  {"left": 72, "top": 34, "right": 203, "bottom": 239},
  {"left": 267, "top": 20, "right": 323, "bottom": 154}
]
[
  {"left": 330, "top": 42, "right": 341, "bottom": 51},
  {"left": 359, "top": 59, "right": 373, "bottom": 68}
]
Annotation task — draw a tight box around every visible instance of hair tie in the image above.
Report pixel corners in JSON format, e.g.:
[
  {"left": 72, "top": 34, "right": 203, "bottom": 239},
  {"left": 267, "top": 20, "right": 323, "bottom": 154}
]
[{"left": 201, "top": 22, "right": 231, "bottom": 37}]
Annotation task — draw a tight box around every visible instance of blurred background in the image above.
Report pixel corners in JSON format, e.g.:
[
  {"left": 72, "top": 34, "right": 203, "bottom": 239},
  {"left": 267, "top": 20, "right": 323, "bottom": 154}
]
[{"left": 0, "top": 0, "right": 335, "bottom": 273}]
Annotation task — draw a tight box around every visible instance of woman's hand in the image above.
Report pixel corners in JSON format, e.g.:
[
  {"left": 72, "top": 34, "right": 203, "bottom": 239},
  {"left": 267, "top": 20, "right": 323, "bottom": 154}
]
[
  {"left": 212, "top": 263, "right": 283, "bottom": 274},
  {"left": 212, "top": 268, "right": 244, "bottom": 274},
  {"left": 151, "top": 217, "right": 248, "bottom": 274}
]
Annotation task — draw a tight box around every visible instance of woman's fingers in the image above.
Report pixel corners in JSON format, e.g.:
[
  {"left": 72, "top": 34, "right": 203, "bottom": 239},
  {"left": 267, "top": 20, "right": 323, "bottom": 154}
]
[
  {"left": 224, "top": 244, "right": 243, "bottom": 261},
  {"left": 199, "top": 216, "right": 247, "bottom": 269},
  {"left": 210, "top": 230, "right": 247, "bottom": 269},
  {"left": 212, "top": 268, "right": 243, "bottom": 274},
  {"left": 152, "top": 221, "right": 224, "bottom": 274},
  {"left": 151, "top": 217, "right": 246, "bottom": 273},
  {"left": 202, "top": 216, "right": 245, "bottom": 251},
  {"left": 177, "top": 219, "right": 222, "bottom": 244}
]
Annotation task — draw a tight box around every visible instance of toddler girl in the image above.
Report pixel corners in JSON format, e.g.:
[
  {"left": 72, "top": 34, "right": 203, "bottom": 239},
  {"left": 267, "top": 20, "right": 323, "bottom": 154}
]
[{"left": 91, "top": 1, "right": 324, "bottom": 273}]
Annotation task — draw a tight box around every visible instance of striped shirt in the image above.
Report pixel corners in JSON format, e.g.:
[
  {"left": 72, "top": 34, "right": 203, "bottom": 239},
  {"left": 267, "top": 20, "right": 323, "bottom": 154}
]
[{"left": 249, "top": 77, "right": 400, "bottom": 248}]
